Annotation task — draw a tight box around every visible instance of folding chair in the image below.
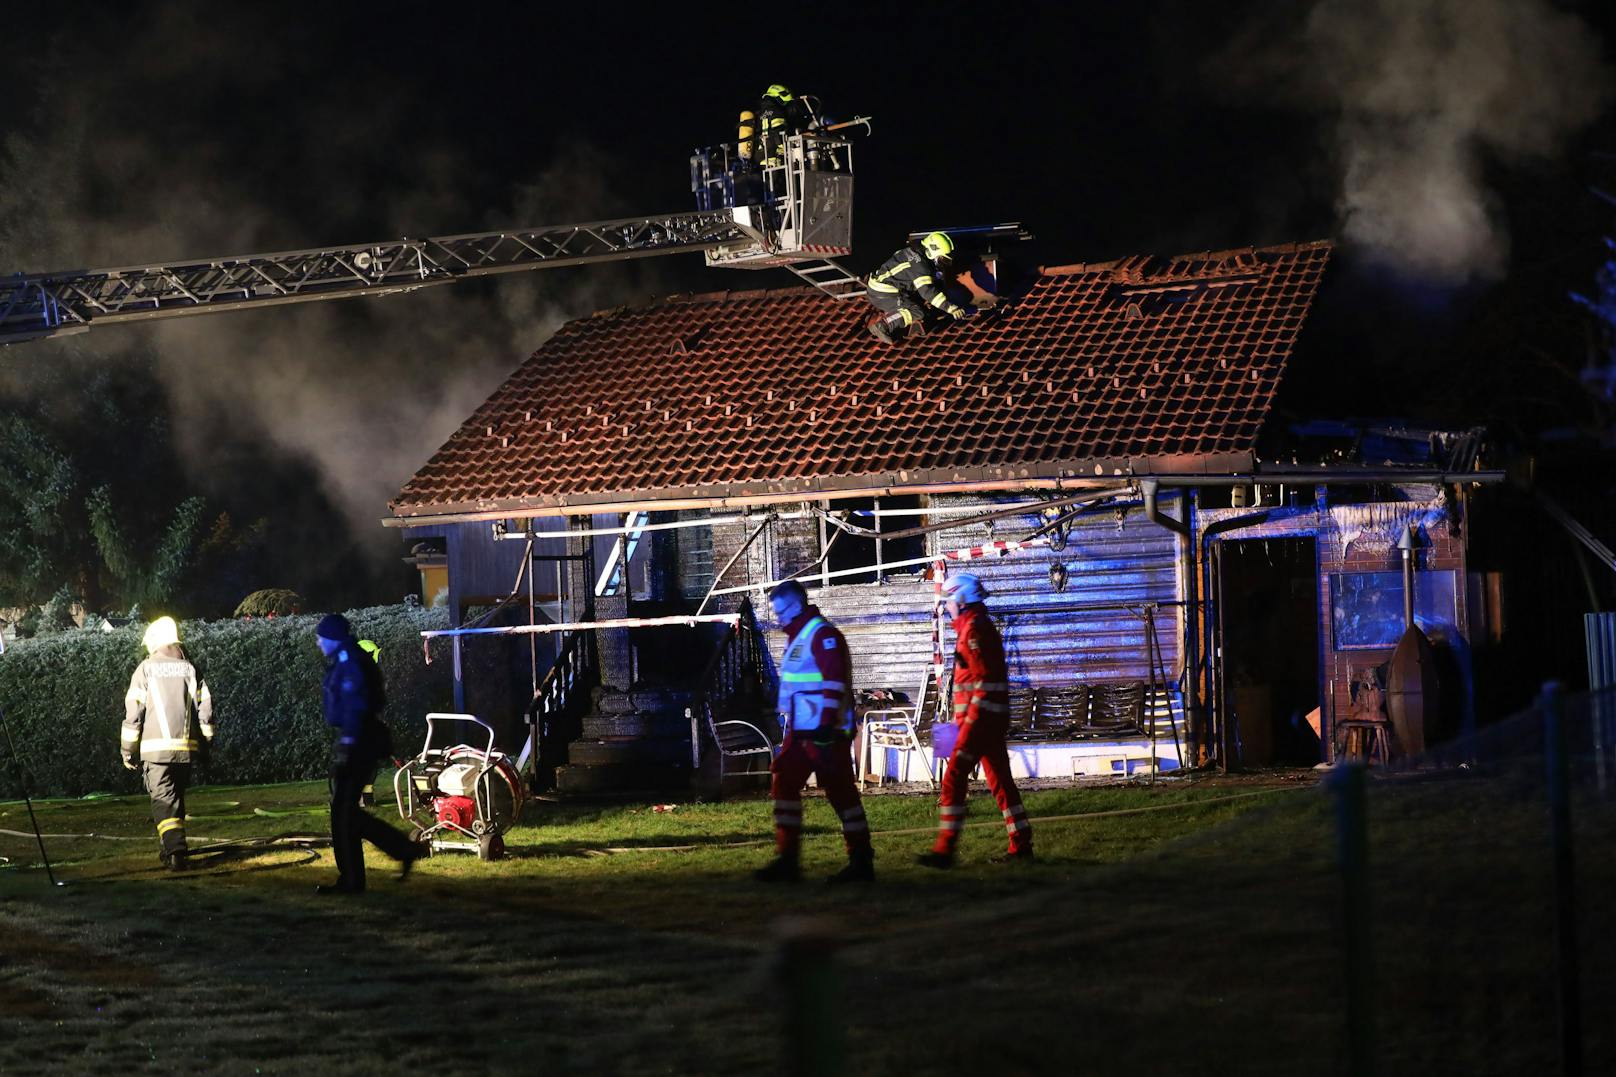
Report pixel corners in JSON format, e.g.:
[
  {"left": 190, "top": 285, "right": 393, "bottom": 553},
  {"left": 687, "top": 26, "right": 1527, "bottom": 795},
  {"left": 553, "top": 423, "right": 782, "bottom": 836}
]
[{"left": 859, "top": 668, "right": 939, "bottom": 790}]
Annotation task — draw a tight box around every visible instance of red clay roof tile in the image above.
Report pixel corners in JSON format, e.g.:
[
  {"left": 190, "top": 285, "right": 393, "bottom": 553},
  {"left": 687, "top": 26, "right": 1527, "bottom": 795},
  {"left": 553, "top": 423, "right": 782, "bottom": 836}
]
[{"left": 391, "top": 241, "right": 1330, "bottom": 518}]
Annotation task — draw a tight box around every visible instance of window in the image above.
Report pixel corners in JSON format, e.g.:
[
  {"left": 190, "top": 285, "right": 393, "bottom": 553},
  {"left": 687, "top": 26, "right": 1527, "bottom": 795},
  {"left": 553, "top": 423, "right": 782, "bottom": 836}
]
[{"left": 821, "top": 495, "right": 926, "bottom": 586}]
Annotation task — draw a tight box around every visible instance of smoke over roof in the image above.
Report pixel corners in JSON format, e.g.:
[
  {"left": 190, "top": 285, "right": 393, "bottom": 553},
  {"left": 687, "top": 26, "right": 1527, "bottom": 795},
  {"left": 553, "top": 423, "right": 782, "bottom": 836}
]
[
  {"left": 1221, "top": 0, "right": 1611, "bottom": 286},
  {"left": 0, "top": 12, "right": 668, "bottom": 576}
]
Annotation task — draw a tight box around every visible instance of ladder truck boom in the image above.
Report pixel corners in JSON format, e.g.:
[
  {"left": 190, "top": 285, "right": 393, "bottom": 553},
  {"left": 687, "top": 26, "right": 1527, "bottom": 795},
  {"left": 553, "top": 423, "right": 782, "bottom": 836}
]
[
  {"left": 0, "top": 210, "right": 753, "bottom": 346},
  {"left": 0, "top": 121, "right": 871, "bottom": 347}
]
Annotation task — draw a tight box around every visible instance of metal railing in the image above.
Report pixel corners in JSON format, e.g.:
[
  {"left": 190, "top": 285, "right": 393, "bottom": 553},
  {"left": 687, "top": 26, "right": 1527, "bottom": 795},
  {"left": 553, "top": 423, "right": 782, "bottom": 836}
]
[
  {"left": 687, "top": 598, "right": 775, "bottom": 779},
  {"left": 522, "top": 629, "right": 597, "bottom": 788}
]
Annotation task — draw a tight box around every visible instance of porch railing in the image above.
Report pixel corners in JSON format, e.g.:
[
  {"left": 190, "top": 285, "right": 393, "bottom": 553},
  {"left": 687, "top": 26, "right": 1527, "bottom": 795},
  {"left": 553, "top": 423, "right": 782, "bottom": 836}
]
[{"left": 522, "top": 629, "right": 598, "bottom": 788}]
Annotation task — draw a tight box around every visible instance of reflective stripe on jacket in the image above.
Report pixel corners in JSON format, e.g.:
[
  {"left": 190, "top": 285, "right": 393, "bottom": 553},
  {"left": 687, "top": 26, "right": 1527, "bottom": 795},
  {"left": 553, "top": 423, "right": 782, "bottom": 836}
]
[
  {"left": 777, "top": 610, "right": 853, "bottom": 737},
  {"left": 865, "top": 247, "right": 964, "bottom": 316},
  {"left": 122, "top": 646, "right": 212, "bottom": 764},
  {"left": 950, "top": 604, "right": 1009, "bottom": 726}
]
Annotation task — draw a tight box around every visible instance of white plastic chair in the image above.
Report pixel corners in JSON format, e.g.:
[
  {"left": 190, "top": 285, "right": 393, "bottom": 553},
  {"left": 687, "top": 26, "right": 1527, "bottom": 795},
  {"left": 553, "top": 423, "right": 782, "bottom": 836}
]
[{"left": 859, "top": 668, "right": 939, "bottom": 790}]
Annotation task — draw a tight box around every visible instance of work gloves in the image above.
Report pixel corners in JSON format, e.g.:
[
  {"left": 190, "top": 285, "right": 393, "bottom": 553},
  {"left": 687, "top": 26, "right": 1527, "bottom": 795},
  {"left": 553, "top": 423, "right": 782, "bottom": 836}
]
[
  {"left": 122, "top": 755, "right": 138, "bottom": 772},
  {"left": 947, "top": 305, "right": 969, "bottom": 321}
]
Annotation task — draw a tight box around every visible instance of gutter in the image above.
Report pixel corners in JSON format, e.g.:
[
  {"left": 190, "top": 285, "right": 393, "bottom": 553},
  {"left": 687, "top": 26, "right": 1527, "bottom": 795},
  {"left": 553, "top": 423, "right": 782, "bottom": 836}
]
[{"left": 1140, "top": 478, "right": 1200, "bottom": 763}]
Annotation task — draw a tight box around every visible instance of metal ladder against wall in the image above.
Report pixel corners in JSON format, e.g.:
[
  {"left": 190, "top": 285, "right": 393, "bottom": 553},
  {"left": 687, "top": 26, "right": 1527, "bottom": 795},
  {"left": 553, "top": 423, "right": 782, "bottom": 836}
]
[{"left": 783, "top": 258, "right": 865, "bottom": 300}]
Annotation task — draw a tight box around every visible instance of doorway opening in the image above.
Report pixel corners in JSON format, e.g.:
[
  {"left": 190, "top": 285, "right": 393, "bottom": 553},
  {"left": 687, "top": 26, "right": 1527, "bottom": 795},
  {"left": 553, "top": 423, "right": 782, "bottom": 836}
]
[{"left": 1217, "top": 536, "right": 1321, "bottom": 767}]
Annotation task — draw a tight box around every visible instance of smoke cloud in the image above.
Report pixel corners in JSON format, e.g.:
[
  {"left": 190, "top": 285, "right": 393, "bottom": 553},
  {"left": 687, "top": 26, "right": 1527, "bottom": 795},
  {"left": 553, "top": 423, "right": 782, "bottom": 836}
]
[
  {"left": 1222, "top": 0, "right": 1611, "bottom": 285},
  {"left": 0, "top": 9, "right": 675, "bottom": 584}
]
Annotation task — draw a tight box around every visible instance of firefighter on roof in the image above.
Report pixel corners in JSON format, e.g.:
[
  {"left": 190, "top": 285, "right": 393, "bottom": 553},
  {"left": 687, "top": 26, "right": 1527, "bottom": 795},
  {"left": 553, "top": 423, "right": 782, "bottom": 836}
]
[
  {"left": 918, "top": 573, "right": 1034, "bottom": 868},
  {"left": 314, "top": 614, "right": 423, "bottom": 895},
  {"left": 122, "top": 616, "right": 213, "bottom": 871},
  {"left": 864, "top": 231, "right": 969, "bottom": 344},
  {"left": 753, "top": 579, "right": 875, "bottom": 884}
]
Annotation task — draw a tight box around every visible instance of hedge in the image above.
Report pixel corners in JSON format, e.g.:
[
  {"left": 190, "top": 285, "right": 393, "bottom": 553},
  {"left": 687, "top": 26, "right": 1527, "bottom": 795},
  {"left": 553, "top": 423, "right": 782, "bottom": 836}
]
[{"left": 0, "top": 605, "right": 455, "bottom": 797}]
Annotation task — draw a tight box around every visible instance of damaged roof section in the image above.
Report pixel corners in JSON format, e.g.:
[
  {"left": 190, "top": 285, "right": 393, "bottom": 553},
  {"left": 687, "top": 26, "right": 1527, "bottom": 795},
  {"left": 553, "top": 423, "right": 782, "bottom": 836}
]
[{"left": 390, "top": 240, "right": 1331, "bottom": 521}]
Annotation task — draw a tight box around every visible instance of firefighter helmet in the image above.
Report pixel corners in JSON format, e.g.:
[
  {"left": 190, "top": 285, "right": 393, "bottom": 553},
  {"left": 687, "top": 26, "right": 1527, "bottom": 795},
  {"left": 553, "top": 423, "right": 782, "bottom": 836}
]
[
  {"left": 764, "top": 84, "right": 793, "bottom": 102},
  {"left": 920, "top": 231, "right": 955, "bottom": 267},
  {"left": 940, "top": 572, "right": 988, "bottom": 605},
  {"left": 143, "top": 616, "right": 180, "bottom": 654}
]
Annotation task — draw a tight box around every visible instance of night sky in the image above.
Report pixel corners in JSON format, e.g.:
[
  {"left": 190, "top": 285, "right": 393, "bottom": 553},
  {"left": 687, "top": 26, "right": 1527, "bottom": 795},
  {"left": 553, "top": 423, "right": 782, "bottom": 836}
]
[{"left": 1, "top": 1, "right": 1613, "bottom": 610}]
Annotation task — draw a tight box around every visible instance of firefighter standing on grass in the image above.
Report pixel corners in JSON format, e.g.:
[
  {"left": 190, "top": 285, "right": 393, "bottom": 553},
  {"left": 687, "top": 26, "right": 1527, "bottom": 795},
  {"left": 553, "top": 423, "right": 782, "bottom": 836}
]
[
  {"left": 864, "top": 231, "right": 970, "bottom": 344},
  {"left": 753, "top": 580, "right": 875, "bottom": 884},
  {"left": 315, "top": 614, "right": 422, "bottom": 895},
  {"left": 919, "top": 573, "right": 1034, "bottom": 867},
  {"left": 121, "top": 616, "right": 213, "bottom": 871}
]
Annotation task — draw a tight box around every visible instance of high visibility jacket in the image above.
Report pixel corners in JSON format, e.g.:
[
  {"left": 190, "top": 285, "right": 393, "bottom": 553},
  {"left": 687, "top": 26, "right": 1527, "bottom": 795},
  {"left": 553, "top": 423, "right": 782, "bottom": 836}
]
[
  {"left": 122, "top": 644, "right": 213, "bottom": 764},
  {"left": 950, "top": 604, "right": 1009, "bottom": 728},
  {"left": 777, "top": 607, "right": 853, "bottom": 737},
  {"left": 865, "top": 246, "right": 965, "bottom": 318}
]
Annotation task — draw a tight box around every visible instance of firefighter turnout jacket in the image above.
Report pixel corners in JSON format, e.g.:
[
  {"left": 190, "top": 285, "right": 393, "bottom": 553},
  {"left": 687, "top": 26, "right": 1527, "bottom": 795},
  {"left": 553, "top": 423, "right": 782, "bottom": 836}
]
[
  {"left": 866, "top": 246, "right": 967, "bottom": 320},
  {"left": 950, "top": 603, "right": 1010, "bottom": 730},
  {"left": 122, "top": 644, "right": 213, "bottom": 765},
  {"left": 777, "top": 607, "right": 854, "bottom": 739}
]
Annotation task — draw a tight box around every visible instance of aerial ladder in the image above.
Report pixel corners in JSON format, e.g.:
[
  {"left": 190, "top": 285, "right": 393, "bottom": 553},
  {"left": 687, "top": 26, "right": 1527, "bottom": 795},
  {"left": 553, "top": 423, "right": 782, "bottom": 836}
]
[{"left": 0, "top": 120, "right": 870, "bottom": 347}]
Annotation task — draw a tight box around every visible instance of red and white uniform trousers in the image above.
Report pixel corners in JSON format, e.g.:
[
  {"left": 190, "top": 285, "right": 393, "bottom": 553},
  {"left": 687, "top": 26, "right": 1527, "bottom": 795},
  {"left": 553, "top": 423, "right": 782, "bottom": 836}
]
[
  {"left": 770, "top": 611, "right": 872, "bottom": 862},
  {"left": 932, "top": 605, "right": 1032, "bottom": 856}
]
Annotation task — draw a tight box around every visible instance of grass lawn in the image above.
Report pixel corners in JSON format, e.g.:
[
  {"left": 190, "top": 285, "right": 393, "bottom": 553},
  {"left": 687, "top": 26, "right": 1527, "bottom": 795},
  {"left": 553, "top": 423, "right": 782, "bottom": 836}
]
[{"left": 1, "top": 769, "right": 1610, "bottom": 1075}]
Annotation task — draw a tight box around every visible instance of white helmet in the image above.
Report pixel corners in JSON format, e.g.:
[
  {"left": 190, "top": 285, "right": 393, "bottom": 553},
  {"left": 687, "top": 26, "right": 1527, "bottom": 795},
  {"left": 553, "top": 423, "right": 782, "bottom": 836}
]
[
  {"left": 941, "top": 573, "right": 988, "bottom": 605},
  {"left": 143, "top": 616, "right": 179, "bottom": 654}
]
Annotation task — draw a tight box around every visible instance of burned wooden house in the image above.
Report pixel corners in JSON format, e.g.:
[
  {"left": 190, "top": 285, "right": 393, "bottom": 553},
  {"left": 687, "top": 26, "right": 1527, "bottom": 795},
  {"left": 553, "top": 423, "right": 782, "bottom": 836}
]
[{"left": 388, "top": 239, "right": 1501, "bottom": 792}]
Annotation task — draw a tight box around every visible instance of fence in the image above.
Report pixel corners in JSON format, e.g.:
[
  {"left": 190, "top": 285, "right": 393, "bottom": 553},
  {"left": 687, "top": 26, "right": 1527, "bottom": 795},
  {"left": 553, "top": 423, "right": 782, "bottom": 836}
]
[{"left": 1158, "top": 681, "right": 1616, "bottom": 1074}]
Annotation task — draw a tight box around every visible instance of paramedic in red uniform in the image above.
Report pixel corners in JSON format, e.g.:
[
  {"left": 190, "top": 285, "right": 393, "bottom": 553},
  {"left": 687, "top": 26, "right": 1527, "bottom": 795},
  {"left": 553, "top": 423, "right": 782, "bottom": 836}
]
[
  {"left": 315, "top": 613, "right": 423, "bottom": 895},
  {"left": 753, "top": 580, "right": 876, "bottom": 884},
  {"left": 919, "top": 573, "right": 1033, "bottom": 867}
]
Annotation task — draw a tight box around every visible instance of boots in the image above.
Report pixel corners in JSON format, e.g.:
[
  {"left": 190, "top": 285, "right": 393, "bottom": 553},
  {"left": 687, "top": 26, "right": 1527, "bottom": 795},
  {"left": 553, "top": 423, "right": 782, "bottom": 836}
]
[
  {"left": 826, "top": 850, "right": 875, "bottom": 884},
  {"left": 753, "top": 855, "right": 802, "bottom": 883},
  {"left": 866, "top": 311, "right": 918, "bottom": 345},
  {"left": 916, "top": 850, "right": 955, "bottom": 870},
  {"left": 990, "top": 847, "right": 1035, "bottom": 865}
]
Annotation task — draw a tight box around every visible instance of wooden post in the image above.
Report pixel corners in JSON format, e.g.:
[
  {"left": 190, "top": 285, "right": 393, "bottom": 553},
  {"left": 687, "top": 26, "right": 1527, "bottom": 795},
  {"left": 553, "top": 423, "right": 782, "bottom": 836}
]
[
  {"left": 1541, "top": 681, "right": 1583, "bottom": 1076},
  {"left": 1330, "top": 762, "right": 1375, "bottom": 1076},
  {"left": 773, "top": 917, "right": 845, "bottom": 1077}
]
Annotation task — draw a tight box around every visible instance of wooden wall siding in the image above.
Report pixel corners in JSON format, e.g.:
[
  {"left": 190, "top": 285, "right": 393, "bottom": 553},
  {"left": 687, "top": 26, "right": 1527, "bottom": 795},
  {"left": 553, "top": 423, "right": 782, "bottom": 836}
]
[
  {"left": 1198, "top": 486, "right": 1470, "bottom": 751},
  {"left": 446, "top": 518, "right": 564, "bottom": 612},
  {"left": 671, "top": 509, "right": 715, "bottom": 602},
  {"left": 927, "top": 495, "right": 1184, "bottom": 691},
  {"left": 705, "top": 496, "right": 1184, "bottom": 697}
]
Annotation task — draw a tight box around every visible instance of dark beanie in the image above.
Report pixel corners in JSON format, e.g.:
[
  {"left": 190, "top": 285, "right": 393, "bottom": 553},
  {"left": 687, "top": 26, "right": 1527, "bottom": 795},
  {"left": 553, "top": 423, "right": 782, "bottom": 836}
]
[{"left": 316, "top": 613, "right": 352, "bottom": 642}]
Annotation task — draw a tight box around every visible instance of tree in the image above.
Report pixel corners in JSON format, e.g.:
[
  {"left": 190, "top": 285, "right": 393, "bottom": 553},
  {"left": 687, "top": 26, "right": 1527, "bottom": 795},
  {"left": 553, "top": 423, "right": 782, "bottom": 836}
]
[
  {"left": 0, "top": 414, "right": 87, "bottom": 608},
  {"left": 0, "top": 357, "right": 220, "bottom": 615}
]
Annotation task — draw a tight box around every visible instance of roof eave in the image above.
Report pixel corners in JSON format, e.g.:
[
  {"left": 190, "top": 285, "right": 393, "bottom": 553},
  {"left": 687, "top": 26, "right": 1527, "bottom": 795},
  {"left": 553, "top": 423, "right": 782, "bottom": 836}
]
[{"left": 383, "top": 451, "right": 1254, "bottom": 527}]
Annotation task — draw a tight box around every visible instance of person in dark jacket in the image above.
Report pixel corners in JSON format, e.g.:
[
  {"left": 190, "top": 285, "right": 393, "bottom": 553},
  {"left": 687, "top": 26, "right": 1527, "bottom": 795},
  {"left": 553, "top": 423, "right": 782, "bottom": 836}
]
[
  {"left": 315, "top": 614, "right": 422, "bottom": 895},
  {"left": 122, "top": 616, "right": 213, "bottom": 870},
  {"left": 864, "top": 231, "right": 970, "bottom": 343}
]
